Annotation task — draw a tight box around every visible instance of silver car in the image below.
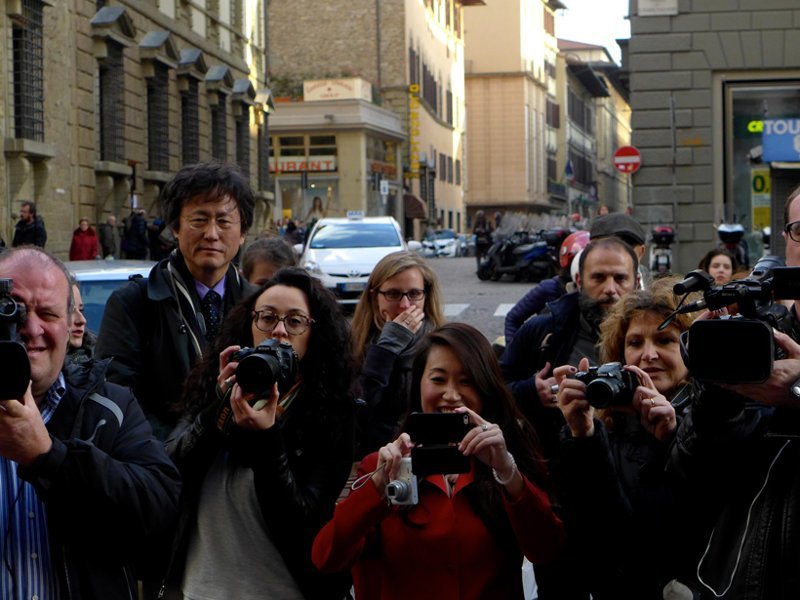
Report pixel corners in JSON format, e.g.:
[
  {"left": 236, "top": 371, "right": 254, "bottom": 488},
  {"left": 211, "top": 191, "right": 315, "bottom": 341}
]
[{"left": 65, "top": 260, "right": 155, "bottom": 333}]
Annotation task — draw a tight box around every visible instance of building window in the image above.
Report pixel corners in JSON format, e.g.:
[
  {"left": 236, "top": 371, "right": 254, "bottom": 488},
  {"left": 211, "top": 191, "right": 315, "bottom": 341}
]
[
  {"left": 446, "top": 89, "right": 453, "bottom": 125},
  {"left": 546, "top": 99, "right": 560, "bottom": 128},
  {"left": 547, "top": 152, "right": 558, "bottom": 182},
  {"left": 544, "top": 60, "right": 556, "bottom": 79},
  {"left": 439, "top": 153, "right": 447, "bottom": 182},
  {"left": 544, "top": 7, "right": 555, "bottom": 36},
  {"left": 12, "top": 0, "right": 45, "bottom": 142},
  {"left": 235, "top": 104, "right": 250, "bottom": 178},
  {"left": 455, "top": 159, "right": 461, "bottom": 185},
  {"left": 568, "top": 146, "right": 593, "bottom": 187},
  {"left": 447, "top": 156, "right": 453, "bottom": 183},
  {"left": 98, "top": 41, "right": 126, "bottom": 162},
  {"left": 257, "top": 121, "right": 269, "bottom": 190},
  {"left": 568, "top": 89, "right": 593, "bottom": 134},
  {"left": 147, "top": 63, "right": 170, "bottom": 171},
  {"left": 422, "top": 60, "right": 438, "bottom": 113},
  {"left": 181, "top": 79, "right": 200, "bottom": 165},
  {"left": 211, "top": 98, "right": 228, "bottom": 161},
  {"left": 409, "top": 46, "right": 419, "bottom": 86}
]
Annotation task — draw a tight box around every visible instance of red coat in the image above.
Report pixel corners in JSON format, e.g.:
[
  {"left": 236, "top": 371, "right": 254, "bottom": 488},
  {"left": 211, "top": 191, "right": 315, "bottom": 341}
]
[
  {"left": 69, "top": 227, "right": 99, "bottom": 260},
  {"left": 312, "top": 453, "right": 564, "bottom": 600}
]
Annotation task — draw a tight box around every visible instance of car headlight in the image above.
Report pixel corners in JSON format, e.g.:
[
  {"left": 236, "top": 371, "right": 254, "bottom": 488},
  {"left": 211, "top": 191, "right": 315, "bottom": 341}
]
[{"left": 304, "top": 261, "right": 323, "bottom": 275}]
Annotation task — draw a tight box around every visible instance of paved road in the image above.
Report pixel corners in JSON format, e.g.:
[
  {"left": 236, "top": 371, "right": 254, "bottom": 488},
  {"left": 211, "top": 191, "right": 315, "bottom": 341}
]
[{"left": 426, "top": 255, "right": 536, "bottom": 344}]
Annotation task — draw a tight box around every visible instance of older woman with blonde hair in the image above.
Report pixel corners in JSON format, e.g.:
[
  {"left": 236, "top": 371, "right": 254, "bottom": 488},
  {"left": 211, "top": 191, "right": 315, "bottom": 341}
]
[
  {"left": 351, "top": 251, "right": 445, "bottom": 457},
  {"left": 551, "top": 277, "right": 700, "bottom": 599}
]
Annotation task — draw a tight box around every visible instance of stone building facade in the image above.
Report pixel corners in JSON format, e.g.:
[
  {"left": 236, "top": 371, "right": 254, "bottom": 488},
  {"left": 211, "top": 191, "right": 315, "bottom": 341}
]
[
  {"left": 626, "top": 0, "right": 800, "bottom": 272},
  {"left": 1, "top": 0, "right": 272, "bottom": 256},
  {"left": 268, "top": 0, "right": 481, "bottom": 238}
]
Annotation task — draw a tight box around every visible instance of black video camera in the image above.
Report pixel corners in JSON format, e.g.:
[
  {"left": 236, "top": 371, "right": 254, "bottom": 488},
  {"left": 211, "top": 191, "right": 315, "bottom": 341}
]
[
  {"left": 0, "top": 279, "right": 30, "bottom": 401},
  {"left": 670, "top": 256, "right": 800, "bottom": 384},
  {"left": 215, "top": 339, "right": 298, "bottom": 434},
  {"left": 571, "top": 362, "right": 638, "bottom": 409}
]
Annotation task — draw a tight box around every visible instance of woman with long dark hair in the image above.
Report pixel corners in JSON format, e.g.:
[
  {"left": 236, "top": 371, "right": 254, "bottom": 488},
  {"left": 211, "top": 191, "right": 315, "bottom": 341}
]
[
  {"left": 165, "top": 268, "right": 355, "bottom": 599},
  {"left": 313, "top": 323, "right": 564, "bottom": 599}
]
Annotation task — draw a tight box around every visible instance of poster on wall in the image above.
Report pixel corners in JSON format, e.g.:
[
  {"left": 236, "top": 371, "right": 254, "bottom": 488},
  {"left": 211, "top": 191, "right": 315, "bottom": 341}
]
[
  {"left": 638, "top": 0, "right": 678, "bottom": 16},
  {"left": 751, "top": 168, "right": 771, "bottom": 231}
]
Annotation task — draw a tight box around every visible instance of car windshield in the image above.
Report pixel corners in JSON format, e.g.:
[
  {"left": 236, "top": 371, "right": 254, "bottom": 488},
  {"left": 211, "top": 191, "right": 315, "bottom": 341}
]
[
  {"left": 434, "top": 230, "right": 455, "bottom": 240},
  {"left": 309, "top": 223, "right": 401, "bottom": 249},
  {"left": 79, "top": 280, "right": 131, "bottom": 333}
]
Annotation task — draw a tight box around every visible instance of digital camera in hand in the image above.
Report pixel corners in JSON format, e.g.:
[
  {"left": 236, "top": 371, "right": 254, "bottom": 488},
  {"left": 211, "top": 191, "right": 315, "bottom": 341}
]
[
  {"left": 232, "top": 338, "right": 298, "bottom": 397},
  {"left": 0, "top": 279, "right": 30, "bottom": 400},
  {"left": 385, "top": 457, "right": 419, "bottom": 506},
  {"left": 407, "top": 412, "right": 471, "bottom": 477},
  {"left": 571, "top": 362, "right": 637, "bottom": 409}
]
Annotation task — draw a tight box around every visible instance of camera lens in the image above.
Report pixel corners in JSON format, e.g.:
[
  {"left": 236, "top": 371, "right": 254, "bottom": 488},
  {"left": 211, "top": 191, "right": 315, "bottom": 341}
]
[
  {"left": 385, "top": 481, "right": 409, "bottom": 502},
  {"left": 585, "top": 378, "right": 620, "bottom": 409},
  {"left": 236, "top": 353, "right": 280, "bottom": 396}
]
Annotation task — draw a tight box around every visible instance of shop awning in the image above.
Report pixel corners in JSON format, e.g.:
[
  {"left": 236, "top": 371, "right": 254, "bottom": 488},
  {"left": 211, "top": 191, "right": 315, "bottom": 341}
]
[{"left": 403, "top": 193, "right": 428, "bottom": 219}]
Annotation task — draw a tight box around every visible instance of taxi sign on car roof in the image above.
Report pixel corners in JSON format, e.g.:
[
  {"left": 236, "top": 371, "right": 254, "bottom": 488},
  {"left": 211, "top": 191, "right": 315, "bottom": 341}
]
[{"left": 346, "top": 211, "right": 365, "bottom": 220}]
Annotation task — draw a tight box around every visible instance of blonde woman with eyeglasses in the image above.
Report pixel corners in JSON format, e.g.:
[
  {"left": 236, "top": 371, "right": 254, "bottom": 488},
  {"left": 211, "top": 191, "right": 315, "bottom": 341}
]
[{"left": 351, "top": 251, "right": 445, "bottom": 458}]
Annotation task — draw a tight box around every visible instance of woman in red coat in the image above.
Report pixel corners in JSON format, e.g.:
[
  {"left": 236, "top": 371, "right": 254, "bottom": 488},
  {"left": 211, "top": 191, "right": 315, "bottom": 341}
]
[
  {"left": 312, "top": 323, "right": 564, "bottom": 600},
  {"left": 69, "top": 218, "right": 99, "bottom": 260}
]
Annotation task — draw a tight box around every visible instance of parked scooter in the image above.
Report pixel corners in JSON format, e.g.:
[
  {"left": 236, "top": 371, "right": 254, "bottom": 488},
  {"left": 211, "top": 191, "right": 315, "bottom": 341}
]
[
  {"left": 477, "top": 228, "right": 565, "bottom": 282},
  {"left": 717, "top": 222, "right": 749, "bottom": 269},
  {"left": 649, "top": 225, "right": 675, "bottom": 275}
]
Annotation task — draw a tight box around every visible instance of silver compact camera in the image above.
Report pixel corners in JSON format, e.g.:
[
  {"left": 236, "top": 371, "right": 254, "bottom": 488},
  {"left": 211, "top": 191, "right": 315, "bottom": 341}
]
[{"left": 385, "top": 457, "right": 419, "bottom": 506}]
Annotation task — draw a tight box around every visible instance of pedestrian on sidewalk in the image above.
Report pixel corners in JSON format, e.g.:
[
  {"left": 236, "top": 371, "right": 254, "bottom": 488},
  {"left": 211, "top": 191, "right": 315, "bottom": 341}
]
[
  {"left": 69, "top": 217, "right": 100, "bottom": 260},
  {"left": 12, "top": 200, "right": 47, "bottom": 248}
]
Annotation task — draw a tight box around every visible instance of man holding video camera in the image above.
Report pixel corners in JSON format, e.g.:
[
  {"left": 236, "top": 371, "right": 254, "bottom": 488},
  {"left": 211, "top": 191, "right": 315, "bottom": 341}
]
[
  {"left": 667, "top": 184, "right": 800, "bottom": 599},
  {"left": 0, "top": 247, "right": 180, "bottom": 599},
  {"left": 95, "top": 162, "right": 256, "bottom": 440}
]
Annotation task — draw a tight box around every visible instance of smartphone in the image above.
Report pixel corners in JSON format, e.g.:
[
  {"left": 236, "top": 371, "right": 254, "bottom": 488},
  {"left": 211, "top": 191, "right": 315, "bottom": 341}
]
[{"left": 406, "top": 412, "right": 472, "bottom": 445}]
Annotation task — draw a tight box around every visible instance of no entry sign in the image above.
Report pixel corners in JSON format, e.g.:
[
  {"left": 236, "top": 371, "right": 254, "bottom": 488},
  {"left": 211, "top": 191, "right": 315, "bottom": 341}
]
[{"left": 613, "top": 146, "right": 642, "bottom": 174}]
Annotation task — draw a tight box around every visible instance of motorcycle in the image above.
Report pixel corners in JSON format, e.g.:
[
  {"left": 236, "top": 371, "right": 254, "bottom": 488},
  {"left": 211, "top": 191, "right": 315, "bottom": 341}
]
[
  {"left": 649, "top": 225, "right": 675, "bottom": 275},
  {"left": 477, "top": 228, "right": 564, "bottom": 282},
  {"left": 718, "top": 223, "right": 749, "bottom": 269}
]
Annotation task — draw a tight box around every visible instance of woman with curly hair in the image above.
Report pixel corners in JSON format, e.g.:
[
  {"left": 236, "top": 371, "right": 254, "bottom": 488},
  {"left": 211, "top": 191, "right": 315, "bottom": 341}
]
[
  {"left": 313, "top": 323, "right": 564, "bottom": 599},
  {"left": 350, "top": 251, "right": 445, "bottom": 458},
  {"left": 165, "top": 267, "right": 355, "bottom": 599},
  {"left": 552, "top": 277, "right": 699, "bottom": 599}
]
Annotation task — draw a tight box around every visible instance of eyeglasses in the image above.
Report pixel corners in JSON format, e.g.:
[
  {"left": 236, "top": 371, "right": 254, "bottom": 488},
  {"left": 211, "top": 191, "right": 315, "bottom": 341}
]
[
  {"left": 375, "top": 289, "right": 426, "bottom": 302},
  {"left": 785, "top": 221, "right": 800, "bottom": 243},
  {"left": 184, "top": 216, "right": 241, "bottom": 231},
  {"left": 252, "top": 310, "right": 314, "bottom": 335}
]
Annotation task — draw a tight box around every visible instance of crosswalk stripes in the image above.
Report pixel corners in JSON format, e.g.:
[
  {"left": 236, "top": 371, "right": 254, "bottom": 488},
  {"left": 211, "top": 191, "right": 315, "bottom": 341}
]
[
  {"left": 443, "top": 303, "right": 470, "bottom": 317},
  {"left": 444, "top": 303, "right": 516, "bottom": 318}
]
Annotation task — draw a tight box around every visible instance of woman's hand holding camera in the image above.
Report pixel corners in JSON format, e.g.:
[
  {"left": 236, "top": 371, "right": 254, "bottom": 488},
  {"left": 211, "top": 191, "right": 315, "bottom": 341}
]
[
  {"left": 554, "top": 358, "right": 595, "bottom": 438},
  {"left": 625, "top": 365, "right": 676, "bottom": 442},
  {"left": 217, "top": 345, "right": 281, "bottom": 431},
  {"left": 456, "top": 407, "right": 523, "bottom": 498},
  {"left": 372, "top": 433, "right": 413, "bottom": 490}
]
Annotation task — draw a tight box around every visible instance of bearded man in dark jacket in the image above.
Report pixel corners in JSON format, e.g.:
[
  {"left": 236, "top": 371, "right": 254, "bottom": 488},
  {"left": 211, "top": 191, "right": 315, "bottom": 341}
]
[
  {"left": 96, "top": 162, "right": 256, "bottom": 440},
  {"left": 0, "top": 247, "right": 180, "bottom": 599},
  {"left": 12, "top": 200, "right": 47, "bottom": 248}
]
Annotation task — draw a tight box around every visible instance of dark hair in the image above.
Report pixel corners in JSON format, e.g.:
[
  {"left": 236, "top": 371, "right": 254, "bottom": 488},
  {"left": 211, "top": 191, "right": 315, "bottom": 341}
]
[
  {"left": 406, "top": 323, "right": 550, "bottom": 542},
  {"left": 160, "top": 162, "right": 255, "bottom": 234},
  {"left": 241, "top": 238, "right": 297, "bottom": 280},
  {"left": 21, "top": 201, "right": 36, "bottom": 217},
  {"left": 698, "top": 248, "right": 738, "bottom": 275},
  {"left": 578, "top": 236, "right": 639, "bottom": 280},
  {"left": 181, "top": 267, "right": 353, "bottom": 422}
]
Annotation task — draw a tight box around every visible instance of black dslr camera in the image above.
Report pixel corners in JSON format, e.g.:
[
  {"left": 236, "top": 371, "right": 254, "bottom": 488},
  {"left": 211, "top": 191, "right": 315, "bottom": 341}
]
[
  {"left": 668, "top": 256, "right": 800, "bottom": 384},
  {"left": 231, "top": 338, "right": 298, "bottom": 397},
  {"left": 0, "top": 279, "right": 30, "bottom": 401},
  {"left": 571, "top": 362, "right": 638, "bottom": 409},
  {"left": 215, "top": 339, "right": 298, "bottom": 434}
]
